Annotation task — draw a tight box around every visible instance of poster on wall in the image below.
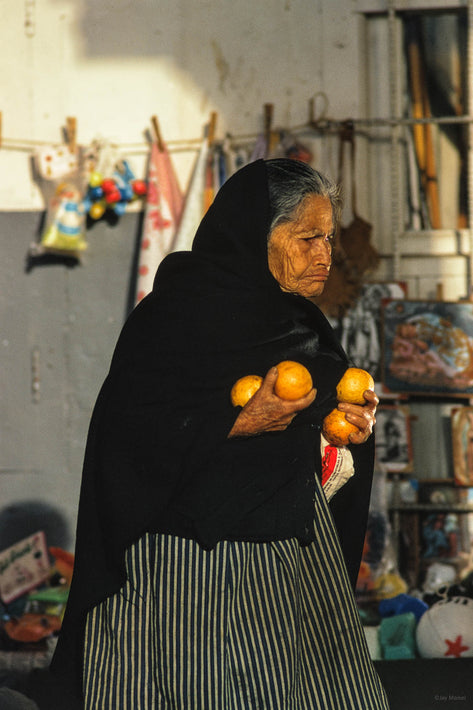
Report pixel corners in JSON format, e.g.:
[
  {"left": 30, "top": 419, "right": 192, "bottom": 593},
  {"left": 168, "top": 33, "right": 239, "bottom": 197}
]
[
  {"left": 382, "top": 300, "right": 473, "bottom": 396},
  {"left": 451, "top": 406, "right": 473, "bottom": 486},
  {"left": 418, "top": 484, "right": 469, "bottom": 562},
  {"left": 375, "top": 404, "right": 413, "bottom": 472},
  {"left": 327, "top": 281, "right": 407, "bottom": 385},
  {"left": 0, "top": 531, "right": 50, "bottom": 604}
]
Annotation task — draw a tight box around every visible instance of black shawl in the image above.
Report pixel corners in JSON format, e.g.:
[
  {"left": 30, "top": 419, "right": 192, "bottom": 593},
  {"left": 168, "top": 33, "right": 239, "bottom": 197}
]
[{"left": 51, "top": 159, "right": 375, "bottom": 698}]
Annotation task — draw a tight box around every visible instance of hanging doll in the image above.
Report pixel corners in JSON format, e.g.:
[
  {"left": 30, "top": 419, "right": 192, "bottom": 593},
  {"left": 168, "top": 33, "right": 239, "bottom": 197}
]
[{"left": 32, "top": 143, "right": 88, "bottom": 260}]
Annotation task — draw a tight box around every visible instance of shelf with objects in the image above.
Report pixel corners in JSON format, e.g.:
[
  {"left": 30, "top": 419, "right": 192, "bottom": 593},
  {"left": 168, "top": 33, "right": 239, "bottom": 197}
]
[
  {"left": 389, "top": 475, "right": 473, "bottom": 595},
  {"left": 320, "top": 274, "right": 473, "bottom": 673}
]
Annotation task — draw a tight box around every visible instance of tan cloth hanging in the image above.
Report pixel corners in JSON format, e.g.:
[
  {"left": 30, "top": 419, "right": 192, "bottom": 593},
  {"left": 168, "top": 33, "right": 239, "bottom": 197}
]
[{"left": 315, "top": 122, "right": 379, "bottom": 318}]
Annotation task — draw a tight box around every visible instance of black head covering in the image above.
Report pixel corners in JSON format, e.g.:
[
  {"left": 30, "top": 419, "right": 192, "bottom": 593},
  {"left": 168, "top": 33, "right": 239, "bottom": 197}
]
[{"left": 51, "top": 159, "right": 374, "bottom": 697}]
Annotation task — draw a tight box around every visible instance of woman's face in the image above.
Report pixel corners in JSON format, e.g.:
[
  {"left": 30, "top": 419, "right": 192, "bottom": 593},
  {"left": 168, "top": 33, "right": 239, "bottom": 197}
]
[{"left": 267, "top": 194, "right": 334, "bottom": 299}]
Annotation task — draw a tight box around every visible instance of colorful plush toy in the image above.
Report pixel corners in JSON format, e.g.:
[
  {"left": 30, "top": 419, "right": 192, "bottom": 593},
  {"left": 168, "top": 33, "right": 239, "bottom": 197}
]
[
  {"left": 379, "top": 612, "right": 417, "bottom": 659},
  {"left": 84, "top": 159, "right": 147, "bottom": 221},
  {"left": 378, "top": 592, "right": 428, "bottom": 622},
  {"left": 372, "top": 572, "right": 408, "bottom": 600}
]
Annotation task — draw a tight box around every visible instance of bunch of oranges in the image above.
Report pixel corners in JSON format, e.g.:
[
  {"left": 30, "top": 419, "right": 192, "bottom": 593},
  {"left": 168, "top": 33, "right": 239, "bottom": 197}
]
[
  {"left": 230, "top": 360, "right": 313, "bottom": 407},
  {"left": 230, "top": 362, "right": 374, "bottom": 447},
  {"left": 322, "top": 368, "right": 374, "bottom": 446}
]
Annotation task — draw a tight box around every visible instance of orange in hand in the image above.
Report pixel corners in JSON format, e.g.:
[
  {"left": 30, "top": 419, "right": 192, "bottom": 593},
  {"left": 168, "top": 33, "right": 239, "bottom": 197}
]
[
  {"left": 231, "top": 374, "right": 263, "bottom": 407},
  {"left": 322, "top": 408, "right": 358, "bottom": 446},
  {"left": 274, "top": 360, "right": 313, "bottom": 400},
  {"left": 336, "top": 367, "right": 374, "bottom": 405}
]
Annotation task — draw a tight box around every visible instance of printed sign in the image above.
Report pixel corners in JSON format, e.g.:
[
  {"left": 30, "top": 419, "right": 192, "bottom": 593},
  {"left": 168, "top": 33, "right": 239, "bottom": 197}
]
[{"left": 0, "top": 531, "right": 50, "bottom": 604}]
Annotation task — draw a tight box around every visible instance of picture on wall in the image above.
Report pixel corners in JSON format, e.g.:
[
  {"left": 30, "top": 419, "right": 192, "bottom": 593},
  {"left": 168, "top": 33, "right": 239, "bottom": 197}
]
[
  {"left": 417, "top": 484, "right": 469, "bottom": 562},
  {"left": 420, "top": 510, "right": 463, "bottom": 561},
  {"left": 382, "top": 300, "right": 473, "bottom": 396},
  {"left": 327, "top": 281, "right": 407, "bottom": 384},
  {"left": 375, "top": 404, "right": 413, "bottom": 472},
  {"left": 451, "top": 406, "right": 473, "bottom": 486}
]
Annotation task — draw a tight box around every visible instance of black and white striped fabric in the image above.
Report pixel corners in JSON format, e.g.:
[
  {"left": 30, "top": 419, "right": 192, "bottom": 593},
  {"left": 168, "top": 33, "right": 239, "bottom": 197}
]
[{"left": 84, "top": 489, "right": 389, "bottom": 709}]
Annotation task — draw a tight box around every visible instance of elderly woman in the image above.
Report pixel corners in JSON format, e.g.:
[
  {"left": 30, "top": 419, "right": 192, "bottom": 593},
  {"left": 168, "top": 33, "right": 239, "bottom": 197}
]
[{"left": 51, "top": 159, "right": 388, "bottom": 709}]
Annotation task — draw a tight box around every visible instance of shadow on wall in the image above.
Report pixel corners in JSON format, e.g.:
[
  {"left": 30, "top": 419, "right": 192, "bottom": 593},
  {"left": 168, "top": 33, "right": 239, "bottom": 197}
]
[
  {"left": 47, "top": 0, "right": 314, "bottom": 134},
  {"left": 0, "top": 501, "right": 72, "bottom": 552}
]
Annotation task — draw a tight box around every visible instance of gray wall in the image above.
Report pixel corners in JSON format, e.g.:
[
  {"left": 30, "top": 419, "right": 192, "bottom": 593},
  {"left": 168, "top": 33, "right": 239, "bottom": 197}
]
[{"left": 1, "top": 212, "right": 142, "bottom": 549}]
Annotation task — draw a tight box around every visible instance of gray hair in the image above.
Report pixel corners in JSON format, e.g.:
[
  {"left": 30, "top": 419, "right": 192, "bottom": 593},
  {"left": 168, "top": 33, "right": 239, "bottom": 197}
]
[{"left": 265, "top": 159, "right": 341, "bottom": 236}]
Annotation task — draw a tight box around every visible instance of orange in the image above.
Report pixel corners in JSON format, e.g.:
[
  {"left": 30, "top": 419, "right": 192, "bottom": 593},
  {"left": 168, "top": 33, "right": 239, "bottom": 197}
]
[
  {"left": 231, "top": 374, "right": 263, "bottom": 407},
  {"left": 336, "top": 367, "right": 374, "bottom": 405},
  {"left": 322, "top": 408, "right": 359, "bottom": 446},
  {"left": 274, "top": 360, "right": 313, "bottom": 400}
]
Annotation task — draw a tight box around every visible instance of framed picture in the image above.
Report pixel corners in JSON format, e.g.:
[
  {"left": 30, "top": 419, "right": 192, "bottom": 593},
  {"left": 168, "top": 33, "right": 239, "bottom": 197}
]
[
  {"left": 420, "top": 510, "right": 464, "bottom": 561},
  {"left": 417, "top": 483, "right": 468, "bottom": 564},
  {"left": 375, "top": 404, "right": 413, "bottom": 472},
  {"left": 382, "top": 299, "right": 473, "bottom": 396},
  {"left": 451, "top": 407, "right": 473, "bottom": 486},
  {"left": 420, "top": 485, "right": 470, "bottom": 563},
  {"left": 327, "top": 281, "right": 407, "bottom": 385}
]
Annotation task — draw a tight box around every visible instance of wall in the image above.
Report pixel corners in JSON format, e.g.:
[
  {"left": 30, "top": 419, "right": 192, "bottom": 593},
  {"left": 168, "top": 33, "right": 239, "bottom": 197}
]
[
  {"left": 0, "top": 0, "right": 366, "bottom": 549},
  {"left": 0, "top": 0, "right": 363, "bottom": 209},
  {"left": 0, "top": 212, "right": 140, "bottom": 550}
]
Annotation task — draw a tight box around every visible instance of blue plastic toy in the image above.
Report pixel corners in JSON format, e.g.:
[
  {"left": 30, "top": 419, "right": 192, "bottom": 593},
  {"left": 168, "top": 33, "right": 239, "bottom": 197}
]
[{"left": 379, "top": 593, "right": 428, "bottom": 622}]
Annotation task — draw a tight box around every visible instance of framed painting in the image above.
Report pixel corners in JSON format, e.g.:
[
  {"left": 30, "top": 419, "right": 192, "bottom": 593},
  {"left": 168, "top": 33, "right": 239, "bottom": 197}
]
[
  {"left": 375, "top": 404, "right": 413, "bottom": 472},
  {"left": 382, "top": 300, "right": 473, "bottom": 396},
  {"left": 451, "top": 406, "right": 473, "bottom": 486},
  {"left": 420, "top": 509, "right": 464, "bottom": 561},
  {"left": 417, "top": 484, "right": 469, "bottom": 563},
  {"left": 327, "top": 281, "right": 407, "bottom": 385}
]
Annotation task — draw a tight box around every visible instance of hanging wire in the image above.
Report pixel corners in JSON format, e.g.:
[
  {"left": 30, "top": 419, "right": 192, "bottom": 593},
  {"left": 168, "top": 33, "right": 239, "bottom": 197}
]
[{"left": 1, "top": 114, "right": 472, "bottom": 157}]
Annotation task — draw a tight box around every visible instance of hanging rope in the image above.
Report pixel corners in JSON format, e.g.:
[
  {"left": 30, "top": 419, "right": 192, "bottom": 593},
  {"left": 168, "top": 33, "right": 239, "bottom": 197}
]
[{"left": 1, "top": 114, "right": 472, "bottom": 157}]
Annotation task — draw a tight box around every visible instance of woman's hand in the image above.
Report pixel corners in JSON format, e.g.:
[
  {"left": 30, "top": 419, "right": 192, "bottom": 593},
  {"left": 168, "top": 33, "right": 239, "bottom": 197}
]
[
  {"left": 337, "top": 389, "right": 378, "bottom": 444},
  {"left": 228, "top": 366, "right": 316, "bottom": 438}
]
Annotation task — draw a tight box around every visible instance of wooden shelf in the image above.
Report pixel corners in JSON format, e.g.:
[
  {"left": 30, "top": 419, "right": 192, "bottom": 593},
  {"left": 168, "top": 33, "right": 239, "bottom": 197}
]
[{"left": 390, "top": 503, "right": 473, "bottom": 513}]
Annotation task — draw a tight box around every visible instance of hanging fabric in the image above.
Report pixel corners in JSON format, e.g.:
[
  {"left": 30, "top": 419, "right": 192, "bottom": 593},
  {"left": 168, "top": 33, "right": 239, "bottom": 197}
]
[
  {"left": 315, "top": 121, "right": 379, "bottom": 318},
  {"left": 214, "top": 143, "right": 226, "bottom": 191},
  {"left": 134, "top": 122, "right": 184, "bottom": 305},
  {"left": 172, "top": 135, "right": 210, "bottom": 252},
  {"left": 202, "top": 112, "right": 218, "bottom": 215},
  {"left": 203, "top": 150, "right": 215, "bottom": 215},
  {"left": 249, "top": 103, "right": 281, "bottom": 161},
  {"left": 249, "top": 132, "right": 268, "bottom": 162}
]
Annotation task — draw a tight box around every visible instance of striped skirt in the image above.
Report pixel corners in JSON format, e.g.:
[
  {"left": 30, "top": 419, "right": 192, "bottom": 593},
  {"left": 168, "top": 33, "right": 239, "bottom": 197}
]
[{"left": 84, "top": 494, "right": 389, "bottom": 709}]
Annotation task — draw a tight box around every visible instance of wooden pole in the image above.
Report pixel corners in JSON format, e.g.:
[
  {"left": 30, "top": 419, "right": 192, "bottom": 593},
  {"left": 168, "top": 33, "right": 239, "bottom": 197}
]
[
  {"left": 65, "top": 116, "right": 77, "bottom": 153},
  {"left": 151, "top": 115, "right": 165, "bottom": 151},
  {"left": 406, "top": 21, "right": 441, "bottom": 228}
]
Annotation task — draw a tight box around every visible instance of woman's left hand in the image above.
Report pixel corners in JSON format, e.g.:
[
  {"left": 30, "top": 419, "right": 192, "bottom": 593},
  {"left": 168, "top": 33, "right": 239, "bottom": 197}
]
[{"left": 337, "top": 389, "right": 378, "bottom": 444}]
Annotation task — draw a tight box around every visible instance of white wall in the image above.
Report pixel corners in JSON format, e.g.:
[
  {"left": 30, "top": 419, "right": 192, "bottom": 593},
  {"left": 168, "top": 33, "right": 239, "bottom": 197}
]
[{"left": 0, "top": 0, "right": 363, "bottom": 209}]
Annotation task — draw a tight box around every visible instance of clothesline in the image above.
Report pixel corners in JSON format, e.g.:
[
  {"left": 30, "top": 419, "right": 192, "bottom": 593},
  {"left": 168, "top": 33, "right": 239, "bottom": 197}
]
[{"left": 1, "top": 114, "right": 471, "bottom": 156}]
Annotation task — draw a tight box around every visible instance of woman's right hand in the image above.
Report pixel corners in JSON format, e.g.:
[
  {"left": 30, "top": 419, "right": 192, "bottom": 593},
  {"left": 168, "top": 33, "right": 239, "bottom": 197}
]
[{"left": 228, "top": 366, "right": 316, "bottom": 438}]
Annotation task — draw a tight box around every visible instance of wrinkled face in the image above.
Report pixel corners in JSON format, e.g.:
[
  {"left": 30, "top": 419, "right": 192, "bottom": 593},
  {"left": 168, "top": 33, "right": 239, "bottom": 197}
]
[{"left": 267, "top": 194, "right": 334, "bottom": 299}]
